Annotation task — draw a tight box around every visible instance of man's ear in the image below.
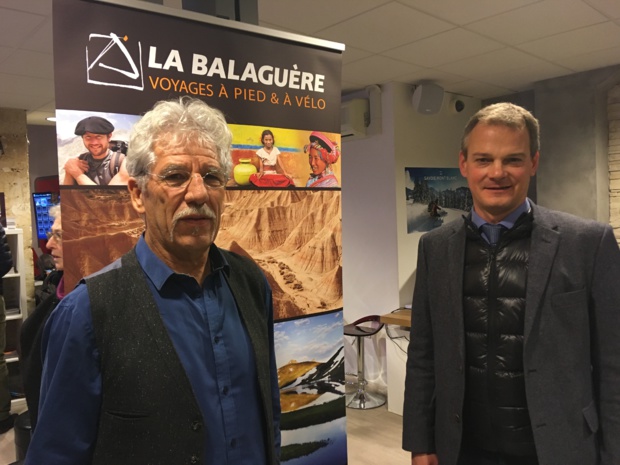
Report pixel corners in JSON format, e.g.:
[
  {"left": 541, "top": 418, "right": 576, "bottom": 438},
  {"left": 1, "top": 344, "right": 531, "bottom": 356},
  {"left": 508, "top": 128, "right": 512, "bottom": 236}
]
[
  {"left": 128, "top": 177, "right": 145, "bottom": 214},
  {"left": 458, "top": 151, "right": 468, "bottom": 178},
  {"left": 530, "top": 151, "right": 540, "bottom": 176}
]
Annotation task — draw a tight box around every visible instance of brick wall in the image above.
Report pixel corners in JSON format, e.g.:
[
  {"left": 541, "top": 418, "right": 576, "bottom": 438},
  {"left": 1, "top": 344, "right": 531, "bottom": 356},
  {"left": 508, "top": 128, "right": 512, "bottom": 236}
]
[
  {"left": 0, "top": 107, "right": 34, "bottom": 311},
  {"left": 609, "top": 86, "right": 620, "bottom": 244}
]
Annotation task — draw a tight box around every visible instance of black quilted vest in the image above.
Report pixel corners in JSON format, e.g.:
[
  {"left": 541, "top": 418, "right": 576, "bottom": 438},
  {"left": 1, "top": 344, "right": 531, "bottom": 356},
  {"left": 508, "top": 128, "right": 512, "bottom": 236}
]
[
  {"left": 86, "top": 248, "right": 278, "bottom": 465},
  {"left": 462, "top": 213, "right": 537, "bottom": 456}
]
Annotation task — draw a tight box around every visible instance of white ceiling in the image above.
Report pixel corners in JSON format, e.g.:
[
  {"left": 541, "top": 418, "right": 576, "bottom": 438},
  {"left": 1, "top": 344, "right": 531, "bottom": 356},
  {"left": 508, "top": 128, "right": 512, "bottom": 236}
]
[{"left": 2, "top": 0, "right": 620, "bottom": 125}]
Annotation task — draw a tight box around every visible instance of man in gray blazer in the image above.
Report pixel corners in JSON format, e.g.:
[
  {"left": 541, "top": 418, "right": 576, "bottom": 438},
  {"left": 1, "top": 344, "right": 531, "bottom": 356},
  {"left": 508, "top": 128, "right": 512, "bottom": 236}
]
[{"left": 402, "top": 102, "right": 620, "bottom": 465}]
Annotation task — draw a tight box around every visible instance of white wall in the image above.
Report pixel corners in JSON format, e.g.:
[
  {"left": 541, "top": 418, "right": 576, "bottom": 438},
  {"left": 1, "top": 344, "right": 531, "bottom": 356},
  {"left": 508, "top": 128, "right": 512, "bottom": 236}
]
[
  {"left": 341, "top": 84, "right": 399, "bottom": 390},
  {"left": 341, "top": 81, "right": 480, "bottom": 398},
  {"left": 393, "top": 84, "right": 479, "bottom": 305}
]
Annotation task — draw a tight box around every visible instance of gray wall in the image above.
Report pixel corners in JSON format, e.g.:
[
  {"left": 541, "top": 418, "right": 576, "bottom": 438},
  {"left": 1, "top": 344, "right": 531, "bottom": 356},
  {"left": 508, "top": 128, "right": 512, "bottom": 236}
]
[
  {"left": 535, "top": 65, "right": 620, "bottom": 221},
  {"left": 27, "top": 125, "right": 58, "bottom": 191}
]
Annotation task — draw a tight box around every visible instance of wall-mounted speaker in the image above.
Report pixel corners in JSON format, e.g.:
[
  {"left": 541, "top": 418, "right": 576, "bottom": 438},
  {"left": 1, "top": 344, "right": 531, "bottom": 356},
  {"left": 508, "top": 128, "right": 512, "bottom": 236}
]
[{"left": 412, "top": 83, "right": 444, "bottom": 115}]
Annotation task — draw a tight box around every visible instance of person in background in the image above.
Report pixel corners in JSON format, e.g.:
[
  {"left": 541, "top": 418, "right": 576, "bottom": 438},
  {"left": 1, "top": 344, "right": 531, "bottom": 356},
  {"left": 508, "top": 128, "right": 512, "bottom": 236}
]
[
  {"left": 427, "top": 199, "right": 442, "bottom": 218},
  {"left": 249, "top": 129, "right": 294, "bottom": 188},
  {"left": 63, "top": 116, "right": 129, "bottom": 186},
  {"left": 27, "top": 97, "right": 281, "bottom": 465},
  {"left": 0, "top": 223, "right": 16, "bottom": 433},
  {"left": 20, "top": 205, "right": 64, "bottom": 432},
  {"left": 304, "top": 131, "right": 340, "bottom": 188},
  {"left": 402, "top": 102, "right": 620, "bottom": 465}
]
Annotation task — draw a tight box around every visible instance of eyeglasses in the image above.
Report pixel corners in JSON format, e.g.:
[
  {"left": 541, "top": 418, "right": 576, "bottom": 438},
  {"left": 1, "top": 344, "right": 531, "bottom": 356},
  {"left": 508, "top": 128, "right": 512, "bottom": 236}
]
[
  {"left": 148, "top": 169, "right": 227, "bottom": 190},
  {"left": 46, "top": 230, "right": 62, "bottom": 241}
]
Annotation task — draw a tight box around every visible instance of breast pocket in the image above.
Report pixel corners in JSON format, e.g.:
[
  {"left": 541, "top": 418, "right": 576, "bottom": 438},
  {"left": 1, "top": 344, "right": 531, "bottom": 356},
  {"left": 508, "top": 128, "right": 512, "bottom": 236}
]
[{"left": 551, "top": 288, "right": 587, "bottom": 309}]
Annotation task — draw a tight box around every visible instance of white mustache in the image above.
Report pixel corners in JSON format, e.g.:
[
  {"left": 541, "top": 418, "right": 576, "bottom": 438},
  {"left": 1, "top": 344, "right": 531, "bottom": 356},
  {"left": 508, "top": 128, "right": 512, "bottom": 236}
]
[
  {"left": 170, "top": 206, "right": 217, "bottom": 241},
  {"left": 173, "top": 205, "right": 216, "bottom": 223}
]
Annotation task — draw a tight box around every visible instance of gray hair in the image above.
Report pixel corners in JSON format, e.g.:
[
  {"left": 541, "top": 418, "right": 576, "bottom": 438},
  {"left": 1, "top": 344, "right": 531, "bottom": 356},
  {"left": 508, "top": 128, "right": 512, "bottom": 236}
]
[
  {"left": 48, "top": 205, "right": 61, "bottom": 221},
  {"left": 461, "top": 102, "right": 540, "bottom": 157},
  {"left": 126, "top": 96, "right": 233, "bottom": 188}
]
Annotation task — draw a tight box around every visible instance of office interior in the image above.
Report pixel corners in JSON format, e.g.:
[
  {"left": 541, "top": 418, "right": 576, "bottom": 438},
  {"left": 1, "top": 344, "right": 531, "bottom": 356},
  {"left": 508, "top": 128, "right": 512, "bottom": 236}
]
[{"left": 1, "top": 0, "right": 620, "bottom": 462}]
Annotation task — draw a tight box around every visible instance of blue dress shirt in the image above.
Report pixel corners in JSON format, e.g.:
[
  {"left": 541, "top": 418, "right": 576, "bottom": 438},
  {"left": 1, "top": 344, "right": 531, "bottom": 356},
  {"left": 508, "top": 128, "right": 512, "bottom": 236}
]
[
  {"left": 471, "top": 199, "right": 531, "bottom": 243},
  {"left": 26, "top": 236, "right": 280, "bottom": 465}
]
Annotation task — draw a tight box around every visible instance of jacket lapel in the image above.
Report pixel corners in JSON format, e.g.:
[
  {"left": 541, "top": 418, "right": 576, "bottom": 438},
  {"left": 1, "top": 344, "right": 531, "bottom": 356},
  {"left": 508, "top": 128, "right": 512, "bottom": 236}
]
[
  {"left": 446, "top": 220, "right": 467, "bottom": 349},
  {"left": 524, "top": 204, "right": 560, "bottom": 343}
]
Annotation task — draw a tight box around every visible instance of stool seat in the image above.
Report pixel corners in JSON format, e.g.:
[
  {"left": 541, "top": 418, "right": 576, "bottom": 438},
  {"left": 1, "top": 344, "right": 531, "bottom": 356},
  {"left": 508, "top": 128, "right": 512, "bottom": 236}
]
[
  {"left": 345, "top": 315, "right": 386, "bottom": 410},
  {"left": 344, "top": 323, "right": 381, "bottom": 338}
]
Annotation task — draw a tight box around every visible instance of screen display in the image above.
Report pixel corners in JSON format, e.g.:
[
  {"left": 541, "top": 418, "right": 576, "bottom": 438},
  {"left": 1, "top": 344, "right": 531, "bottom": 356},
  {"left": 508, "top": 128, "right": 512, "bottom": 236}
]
[{"left": 33, "top": 192, "right": 59, "bottom": 240}]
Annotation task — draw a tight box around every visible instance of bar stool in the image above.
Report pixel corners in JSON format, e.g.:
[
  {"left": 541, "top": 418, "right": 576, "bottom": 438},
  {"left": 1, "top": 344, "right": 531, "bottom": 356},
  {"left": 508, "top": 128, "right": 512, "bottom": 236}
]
[{"left": 344, "top": 315, "right": 386, "bottom": 409}]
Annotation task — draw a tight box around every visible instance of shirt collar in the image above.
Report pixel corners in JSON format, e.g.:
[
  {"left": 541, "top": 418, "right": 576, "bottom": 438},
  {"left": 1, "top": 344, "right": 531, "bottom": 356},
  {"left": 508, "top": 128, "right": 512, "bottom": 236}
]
[
  {"left": 134, "top": 235, "right": 229, "bottom": 290},
  {"left": 471, "top": 198, "right": 530, "bottom": 230}
]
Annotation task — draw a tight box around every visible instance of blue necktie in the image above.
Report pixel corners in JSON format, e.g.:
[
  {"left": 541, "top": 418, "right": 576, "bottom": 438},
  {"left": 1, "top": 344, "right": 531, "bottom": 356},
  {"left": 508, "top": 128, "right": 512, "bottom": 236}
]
[{"left": 481, "top": 223, "right": 504, "bottom": 246}]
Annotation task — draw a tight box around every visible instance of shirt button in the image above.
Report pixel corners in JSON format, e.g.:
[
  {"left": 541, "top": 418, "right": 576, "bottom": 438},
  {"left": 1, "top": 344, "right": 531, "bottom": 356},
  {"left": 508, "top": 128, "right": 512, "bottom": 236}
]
[
  {"left": 230, "top": 439, "right": 237, "bottom": 448},
  {"left": 455, "top": 414, "right": 461, "bottom": 423},
  {"left": 191, "top": 420, "right": 202, "bottom": 431},
  {"left": 214, "top": 336, "right": 220, "bottom": 344},
  {"left": 190, "top": 455, "right": 199, "bottom": 464},
  {"left": 222, "top": 386, "right": 229, "bottom": 395}
]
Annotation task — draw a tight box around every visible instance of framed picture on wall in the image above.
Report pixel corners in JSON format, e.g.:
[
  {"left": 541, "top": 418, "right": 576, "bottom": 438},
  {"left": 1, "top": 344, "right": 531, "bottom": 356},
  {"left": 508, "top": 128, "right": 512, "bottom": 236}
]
[{"left": 405, "top": 167, "right": 472, "bottom": 234}]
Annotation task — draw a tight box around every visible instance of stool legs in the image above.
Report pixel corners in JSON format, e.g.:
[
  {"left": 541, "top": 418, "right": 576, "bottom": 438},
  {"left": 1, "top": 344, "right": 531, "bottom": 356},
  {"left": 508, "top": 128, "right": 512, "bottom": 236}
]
[{"left": 346, "top": 336, "right": 386, "bottom": 409}]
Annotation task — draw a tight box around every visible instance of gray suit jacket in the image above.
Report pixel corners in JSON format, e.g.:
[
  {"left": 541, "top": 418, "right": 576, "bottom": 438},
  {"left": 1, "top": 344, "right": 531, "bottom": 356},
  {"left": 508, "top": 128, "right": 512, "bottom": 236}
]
[{"left": 402, "top": 202, "right": 620, "bottom": 465}]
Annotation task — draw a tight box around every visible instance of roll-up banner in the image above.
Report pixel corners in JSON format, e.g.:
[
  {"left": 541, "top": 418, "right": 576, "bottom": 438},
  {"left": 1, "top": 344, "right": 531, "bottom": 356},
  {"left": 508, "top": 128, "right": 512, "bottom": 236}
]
[{"left": 53, "top": 0, "right": 346, "bottom": 463}]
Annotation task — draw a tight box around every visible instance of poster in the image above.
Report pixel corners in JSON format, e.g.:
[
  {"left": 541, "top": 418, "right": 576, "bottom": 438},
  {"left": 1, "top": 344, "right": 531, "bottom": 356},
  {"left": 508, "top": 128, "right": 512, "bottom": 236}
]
[
  {"left": 53, "top": 0, "right": 345, "bottom": 463},
  {"left": 405, "top": 167, "right": 471, "bottom": 233}
]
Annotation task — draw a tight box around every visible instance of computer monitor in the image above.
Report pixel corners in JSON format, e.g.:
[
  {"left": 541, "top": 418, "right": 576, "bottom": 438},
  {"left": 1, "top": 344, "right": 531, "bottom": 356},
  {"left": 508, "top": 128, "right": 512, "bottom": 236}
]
[{"left": 32, "top": 192, "right": 59, "bottom": 240}]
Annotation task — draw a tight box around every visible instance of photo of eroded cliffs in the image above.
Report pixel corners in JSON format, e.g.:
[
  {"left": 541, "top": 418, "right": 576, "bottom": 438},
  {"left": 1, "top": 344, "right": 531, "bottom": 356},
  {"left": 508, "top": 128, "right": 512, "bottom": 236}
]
[
  {"left": 60, "top": 188, "right": 342, "bottom": 321},
  {"left": 60, "top": 187, "right": 142, "bottom": 290},
  {"left": 218, "top": 189, "right": 342, "bottom": 320}
]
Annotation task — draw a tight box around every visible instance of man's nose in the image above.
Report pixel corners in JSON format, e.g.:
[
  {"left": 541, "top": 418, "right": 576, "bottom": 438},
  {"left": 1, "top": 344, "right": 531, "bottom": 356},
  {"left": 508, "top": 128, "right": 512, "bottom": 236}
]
[
  {"left": 184, "top": 173, "right": 209, "bottom": 203},
  {"left": 489, "top": 160, "right": 505, "bottom": 178}
]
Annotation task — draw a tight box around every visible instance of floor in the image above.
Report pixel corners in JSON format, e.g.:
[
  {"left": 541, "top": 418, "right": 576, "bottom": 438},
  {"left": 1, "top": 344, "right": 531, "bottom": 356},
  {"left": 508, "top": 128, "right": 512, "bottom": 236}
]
[
  {"left": 0, "top": 428, "right": 16, "bottom": 465},
  {"left": 0, "top": 399, "right": 27, "bottom": 464},
  {"left": 0, "top": 402, "right": 409, "bottom": 465},
  {"left": 346, "top": 404, "right": 411, "bottom": 465}
]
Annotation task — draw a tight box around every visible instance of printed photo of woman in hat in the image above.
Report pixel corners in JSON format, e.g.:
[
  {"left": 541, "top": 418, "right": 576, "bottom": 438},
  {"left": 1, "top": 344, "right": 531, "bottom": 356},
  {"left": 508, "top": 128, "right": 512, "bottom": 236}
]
[{"left": 304, "top": 131, "right": 340, "bottom": 188}]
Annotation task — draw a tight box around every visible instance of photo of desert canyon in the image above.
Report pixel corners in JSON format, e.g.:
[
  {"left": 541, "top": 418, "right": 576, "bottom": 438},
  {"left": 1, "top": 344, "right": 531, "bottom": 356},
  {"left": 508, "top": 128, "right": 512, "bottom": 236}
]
[
  {"left": 219, "top": 189, "right": 342, "bottom": 319},
  {"left": 61, "top": 188, "right": 342, "bottom": 320}
]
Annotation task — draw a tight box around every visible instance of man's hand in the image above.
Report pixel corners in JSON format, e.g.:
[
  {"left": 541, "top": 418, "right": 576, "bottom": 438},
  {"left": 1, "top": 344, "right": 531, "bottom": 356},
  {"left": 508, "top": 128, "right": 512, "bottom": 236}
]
[
  {"left": 412, "top": 453, "right": 439, "bottom": 465},
  {"left": 64, "top": 158, "right": 89, "bottom": 178}
]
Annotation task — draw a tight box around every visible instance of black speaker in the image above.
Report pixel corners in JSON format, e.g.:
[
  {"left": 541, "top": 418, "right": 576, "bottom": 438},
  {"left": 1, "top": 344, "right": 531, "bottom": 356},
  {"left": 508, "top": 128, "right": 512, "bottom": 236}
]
[{"left": 412, "top": 83, "right": 444, "bottom": 115}]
